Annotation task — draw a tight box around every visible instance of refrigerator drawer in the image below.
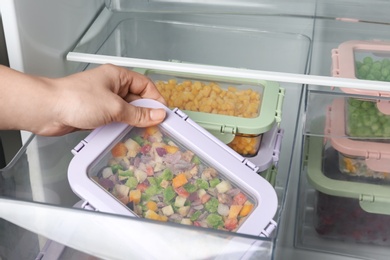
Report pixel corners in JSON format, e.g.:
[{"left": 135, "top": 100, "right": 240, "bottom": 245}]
[{"left": 296, "top": 89, "right": 390, "bottom": 259}]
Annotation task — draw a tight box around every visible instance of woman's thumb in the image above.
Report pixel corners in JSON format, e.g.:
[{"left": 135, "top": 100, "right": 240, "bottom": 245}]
[{"left": 124, "top": 105, "right": 166, "bottom": 127}]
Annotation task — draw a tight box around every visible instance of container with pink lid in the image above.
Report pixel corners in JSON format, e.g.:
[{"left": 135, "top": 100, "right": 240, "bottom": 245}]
[
  {"left": 326, "top": 98, "right": 390, "bottom": 180},
  {"left": 332, "top": 40, "right": 390, "bottom": 139}
]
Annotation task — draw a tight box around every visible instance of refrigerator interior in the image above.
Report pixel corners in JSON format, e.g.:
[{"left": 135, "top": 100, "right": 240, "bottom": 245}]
[{"left": 1, "top": 0, "right": 390, "bottom": 259}]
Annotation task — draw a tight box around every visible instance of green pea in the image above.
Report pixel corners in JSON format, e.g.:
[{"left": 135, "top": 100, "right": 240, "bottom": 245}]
[
  {"left": 363, "top": 56, "right": 374, "bottom": 64},
  {"left": 355, "top": 128, "right": 369, "bottom": 136},
  {"left": 349, "top": 98, "right": 362, "bottom": 107},
  {"left": 374, "top": 128, "right": 383, "bottom": 137},
  {"left": 358, "top": 64, "right": 370, "bottom": 78},
  {"left": 382, "top": 58, "right": 390, "bottom": 67},
  {"left": 372, "top": 61, "right": 382, "bottom": 70},
  {"left": 383, "top": 126, "right": 390, "bottom": 135},
  {"left": 363, "top": 115, "right": 372, "bottom": 126},
  {"left": 371, "top": 123, "right": 380, "bottom": 132},
  {"left": 349, "top": 111, "right": 359, "bottom": 120},
  {"left": 379, "top": 116, "right": 388, "bottom": 124},
  {"left": 349, "top": 105, "right": 357, "bottom": 113},
  {"left": 371, "top": 69, "right": 382, "bottom": 80},
  {"left": 382, "top": 67, "right": 390, "bottom": 77},
  {"left": 361, "top": 101, "right": 374, "bottom": 109},
  {"left": 368, "top": 109, "right": 378, "bottom": 116}
]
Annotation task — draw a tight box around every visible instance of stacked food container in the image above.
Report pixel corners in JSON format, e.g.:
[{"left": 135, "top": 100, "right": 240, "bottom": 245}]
[
  {"left": 305, "top": 40, "right": 390, "bottom": 246},
  {"left": 133, "top": 67, "right": 285, "bottom": 187}
]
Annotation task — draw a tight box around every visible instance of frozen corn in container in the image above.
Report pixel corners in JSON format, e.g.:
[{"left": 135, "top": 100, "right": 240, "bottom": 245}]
[
  {"left": 326, "top": 98, "right": 390, "bottom": 180},
  {"left": 134, "top": 68, "right": 284, "bottom": 157},
  {"left": 67, "top": 99, "right": 278, "bottom": 236},
  {"left": 306, "top": 136, "right": 390, "bottom": 246},
  {"left": 332, "top": 40, "right": 390, "bottom": 138}
]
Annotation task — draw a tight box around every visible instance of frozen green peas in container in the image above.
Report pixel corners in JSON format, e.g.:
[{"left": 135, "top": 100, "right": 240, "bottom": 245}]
[
  {"left": 346, "top": 98, "right": 390, "bottom": 138},
  {"left": 332, "top": 40, "right": 390, "bottom": 139}
]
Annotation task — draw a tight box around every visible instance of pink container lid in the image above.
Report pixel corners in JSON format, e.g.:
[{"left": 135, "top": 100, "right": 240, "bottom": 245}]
[
  {"left": 331, "top": 40, "right": 390, "bottom": 114},
  {"left": 325, "top": 98, "right": 390, "bottom": 173}
]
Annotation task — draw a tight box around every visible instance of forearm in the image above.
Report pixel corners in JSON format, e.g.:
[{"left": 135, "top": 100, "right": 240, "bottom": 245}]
[
  {"left": 0, "top": 64, "right": 166, "bottom": 136},
  {"left": 0, "top": 65, "right": 59, "bottom": 134}
]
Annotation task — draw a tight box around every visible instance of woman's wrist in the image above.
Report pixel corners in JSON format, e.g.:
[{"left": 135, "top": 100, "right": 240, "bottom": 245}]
[{"left": 0, "top": 65, "right": 62, "bottom": 135}]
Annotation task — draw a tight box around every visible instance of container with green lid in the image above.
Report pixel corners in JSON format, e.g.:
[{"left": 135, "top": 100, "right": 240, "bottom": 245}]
[
  {"left": 134, "top": 68, "right": 285, "bottom": 157},
  {"left": 305, "top": 135, "right": 390, "bottom": 245}
]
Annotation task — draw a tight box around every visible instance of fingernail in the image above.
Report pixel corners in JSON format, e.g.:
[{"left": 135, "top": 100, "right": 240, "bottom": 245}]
[{"left": 150, "top": 109, "right": 166, "bottom": 121}]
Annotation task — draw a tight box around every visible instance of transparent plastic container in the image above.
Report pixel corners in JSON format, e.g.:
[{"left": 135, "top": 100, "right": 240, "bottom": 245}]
[
  {"left": 306, "top": 136, "right": 390, "bottom": 246},
  {"left": 134, "top": 68, "right": 284, "bottom": 157},
  {"left": 338, "top": 153, "right": 390, "bottom": 180},
  {"left": 332, "top": 40, "right": 390, "bottom": 115},
  {"left": 68, "top": 99, "right": 278, "bottom": 236},
  {"left": 326, "top": 98, "right": 390, "bottom": 179}
]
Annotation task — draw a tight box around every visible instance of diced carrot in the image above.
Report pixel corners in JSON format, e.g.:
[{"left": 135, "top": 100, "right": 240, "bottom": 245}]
[
  {"left": 164, "top": 145, "right": 179, "bottom": 154},
  {"left": 172, "top": 173, "right": 188, "bottom": 188},
  {"left": 146, "top": 165, "right": 154, "bottom": 176},
  {"left": 136, "top": 183, "right": 148, "bottom": 192},
  {"left": 174, "top": 186, "right": 190, "bottom": 198},
  {"left": 343, "top": 157, "right": 356, "bottom": 173},
  {"left": 146, "top": 201, "right": 158, "bottom": 212},
  {"left": 201, "top": 194, "right": 211, "bottom": 204},
  {"left": 239, "top": 203, "right": 254, "bottom": 217},
  {"left": 129, "top": 189, "right": 141, "bottom": 204},
  {"left": 233, "top": 192, "right": 247, "bottom": 206},
  {"left": 145, "top": 126, "right": 159, "bottom": 136},
  {"left": 111, "top": 142, "right": 128, "bottom": 157}
]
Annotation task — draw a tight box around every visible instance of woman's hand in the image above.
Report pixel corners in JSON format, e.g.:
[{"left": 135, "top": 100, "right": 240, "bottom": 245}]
[{"left": 0, "top": 64, "right": 167, "bottom": 136}]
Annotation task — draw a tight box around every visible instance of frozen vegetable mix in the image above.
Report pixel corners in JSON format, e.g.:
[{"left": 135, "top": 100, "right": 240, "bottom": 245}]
[
  {"left": 339, "top": 153, "right": 390, "bottom": 180},
  {"left": 93, "top": 126, "right": 255, "bottom": 232}
]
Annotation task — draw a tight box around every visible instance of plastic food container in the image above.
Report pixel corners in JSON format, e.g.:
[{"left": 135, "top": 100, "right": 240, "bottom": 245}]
[
  {"left": 67, "top": 99, "right": 278, "bottom": 236},
  {"left": 247, "top": 124, "right": 284, "bottom": 173},
  {"left": 326, "top": 98, "right": 390, "bottom": 180},
  {"left": 306, "top": 136, "right": 390, "bottom": 246},
  {"left": 331, "top": 40, "right": 390, "bottom": 116},
  {"left": 134, "top": 68, "right": 284, "bottom": 157}
]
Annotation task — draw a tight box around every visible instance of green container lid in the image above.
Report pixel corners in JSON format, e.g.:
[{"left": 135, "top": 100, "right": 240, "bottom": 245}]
[
  {"left": 134, "top": 68, "right": 284, "bottom": 143},
  {"left": 306, "top": 136, "right": 390, "bottom": 215}
]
